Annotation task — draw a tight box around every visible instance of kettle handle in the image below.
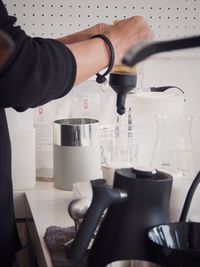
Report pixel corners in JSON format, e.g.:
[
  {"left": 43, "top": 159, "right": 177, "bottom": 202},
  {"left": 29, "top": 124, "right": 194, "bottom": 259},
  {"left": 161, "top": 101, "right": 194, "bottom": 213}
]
[
  {"left": 68, "top": 179, "right": 127, "bottom": 264},
  {"left": 179, "top": 170, "right": 200, "bottom": 222}
]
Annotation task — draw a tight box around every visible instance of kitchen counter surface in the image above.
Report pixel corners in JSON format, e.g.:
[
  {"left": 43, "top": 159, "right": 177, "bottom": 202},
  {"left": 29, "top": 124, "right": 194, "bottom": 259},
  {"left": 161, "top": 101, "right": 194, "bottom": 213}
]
[
  {"left": 13, "top": 179, "right": 200, "bottom": 267},
  {"left": 14, "top": 182, "right": 74, "bottom": 267}
]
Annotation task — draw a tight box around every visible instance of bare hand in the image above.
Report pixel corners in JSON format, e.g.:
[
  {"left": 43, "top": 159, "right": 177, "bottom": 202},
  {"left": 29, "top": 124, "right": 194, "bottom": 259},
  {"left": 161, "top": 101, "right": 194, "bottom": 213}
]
[
  {"left": 104, "top": 16, "right": 154, "bottom": 64},
  {"left": 66, "top": 16, "right": 154, "bottom": 85}
]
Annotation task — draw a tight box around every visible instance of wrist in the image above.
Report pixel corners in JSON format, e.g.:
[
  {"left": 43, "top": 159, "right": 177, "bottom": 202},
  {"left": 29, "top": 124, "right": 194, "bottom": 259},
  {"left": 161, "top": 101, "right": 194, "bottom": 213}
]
[
  {"left": 104, "top": 31, "right": 123, "bottom": 65},
  {"left": 91, "top": 37, "right": 110, "bottom": 67},
  {"left": 66, "top": 37, "right": 112, "bottom": 85},
  {"left": 90, "top": 34, "right": 115, "bottom": 83}
]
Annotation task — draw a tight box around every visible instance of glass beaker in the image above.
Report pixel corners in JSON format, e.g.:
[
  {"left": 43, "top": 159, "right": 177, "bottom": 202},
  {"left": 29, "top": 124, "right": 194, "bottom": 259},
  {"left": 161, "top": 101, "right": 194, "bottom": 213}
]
[
  {"left": 100, "top": 124, "right": 141, "bottom": 185},
  {"left": 151, "top": 115, "right": 197, "bottom": 180}
]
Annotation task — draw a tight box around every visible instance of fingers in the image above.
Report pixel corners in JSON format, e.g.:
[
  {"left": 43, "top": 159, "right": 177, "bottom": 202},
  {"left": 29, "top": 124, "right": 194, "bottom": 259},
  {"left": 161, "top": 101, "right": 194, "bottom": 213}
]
[
  {"left": 137, "top": 17, "right": 154, "bottom": 41},
  {"left": 91, "top": 23, "right": 111, "bottom": 35},
  {"left": 57, "top": 23, "right": 111, "bottom": 44},
  {"left": 99, "top": 23, "right": 112, "bottom": 33},
  {"left": 104, "top": 16, "right": 154, "bottom": 64},
  {"left": 126, "top": 16, "right": 153, "bottom": 41},
  {"left": 138, "top": 22, "right": 154, "bottom": 42}
]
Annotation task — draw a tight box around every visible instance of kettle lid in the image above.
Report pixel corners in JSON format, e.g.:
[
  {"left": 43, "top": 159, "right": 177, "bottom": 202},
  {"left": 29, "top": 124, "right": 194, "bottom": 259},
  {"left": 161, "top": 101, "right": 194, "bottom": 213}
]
[
  {"left": 115, "top": 167, "right": 172, "bottom": 181},
  {"left": 132, "top": 167, "right": 157, "bottom": 178}
]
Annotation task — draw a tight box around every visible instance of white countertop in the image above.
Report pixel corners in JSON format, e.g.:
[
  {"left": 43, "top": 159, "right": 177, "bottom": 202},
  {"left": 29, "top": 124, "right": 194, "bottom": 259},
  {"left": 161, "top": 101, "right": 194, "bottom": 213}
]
[
  {"left": 14, "top": 182, "right": 74, "bottom": 267},
  {"left": 13, "top": 179, "right": 200, "bottom": 267}
]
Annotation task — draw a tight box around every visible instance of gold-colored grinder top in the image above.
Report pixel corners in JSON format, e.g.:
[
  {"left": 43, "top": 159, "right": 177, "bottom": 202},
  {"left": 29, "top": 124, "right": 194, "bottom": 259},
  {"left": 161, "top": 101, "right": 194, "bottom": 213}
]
[
  {"left": 112, "top": 65, "right": 137, "bottom": 75},
  {"left": 112, "top": 20, "right": 138, "bottom": 76}
]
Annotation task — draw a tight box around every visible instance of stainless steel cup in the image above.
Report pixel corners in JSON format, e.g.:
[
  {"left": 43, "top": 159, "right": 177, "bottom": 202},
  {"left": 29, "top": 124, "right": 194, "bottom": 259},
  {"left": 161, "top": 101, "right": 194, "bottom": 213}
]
[
  {"left": 53, "top": 118, "right": 102, "bottom": 190},
  {"left": 106, "top": 260, "right": 160, "bottom": 267}
]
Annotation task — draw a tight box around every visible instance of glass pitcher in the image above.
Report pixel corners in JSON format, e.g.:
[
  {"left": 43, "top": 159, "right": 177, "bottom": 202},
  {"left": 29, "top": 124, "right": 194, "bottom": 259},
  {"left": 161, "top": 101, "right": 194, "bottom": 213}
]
[{"left": 151, "top": 115, "right": 197, "bottom": 180}]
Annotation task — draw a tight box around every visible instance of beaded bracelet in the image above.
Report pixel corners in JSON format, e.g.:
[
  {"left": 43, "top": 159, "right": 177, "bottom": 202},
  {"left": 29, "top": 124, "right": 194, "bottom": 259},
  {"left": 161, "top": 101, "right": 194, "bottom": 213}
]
[{"left": 91, "top": 34, "right": 115, "bottom": 84}]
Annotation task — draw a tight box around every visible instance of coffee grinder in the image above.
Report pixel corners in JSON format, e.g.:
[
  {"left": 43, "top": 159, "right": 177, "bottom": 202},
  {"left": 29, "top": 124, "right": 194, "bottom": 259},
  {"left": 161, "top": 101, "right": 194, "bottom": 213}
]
[
  {"left": 109, "top": 65, "right": 137, "bottom": 115},
  {"left": 109, "top": 36, "right": 200, "bottom": 116}
]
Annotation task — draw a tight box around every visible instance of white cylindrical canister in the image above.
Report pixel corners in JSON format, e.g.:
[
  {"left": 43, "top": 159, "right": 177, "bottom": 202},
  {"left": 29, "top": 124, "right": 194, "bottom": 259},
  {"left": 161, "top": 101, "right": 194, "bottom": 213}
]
[
  {"left": 6, "top": 108, "right": 36, "bottom": 190},
  {"left": 53, "top": 118, "right": 102, "bottom": 191}
]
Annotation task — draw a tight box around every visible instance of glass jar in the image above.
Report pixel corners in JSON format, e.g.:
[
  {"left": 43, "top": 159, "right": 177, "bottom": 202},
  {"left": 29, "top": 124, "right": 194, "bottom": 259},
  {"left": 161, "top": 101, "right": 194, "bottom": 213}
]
[
  {"left": 151, "top": 115, "right": 197, "bottom": 180},
  {"left": 100, "top": 124, "right": 141, "bottom": 185}
]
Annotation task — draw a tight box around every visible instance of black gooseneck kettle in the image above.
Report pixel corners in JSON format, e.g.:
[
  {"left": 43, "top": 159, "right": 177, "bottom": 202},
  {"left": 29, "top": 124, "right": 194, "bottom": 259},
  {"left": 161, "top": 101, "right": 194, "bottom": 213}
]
[
  {"left": 68, "top": 168, "right": 172, "bottom": 266},
  {"left": 68, "top": 35, "right": 200, "bottom": 266}
]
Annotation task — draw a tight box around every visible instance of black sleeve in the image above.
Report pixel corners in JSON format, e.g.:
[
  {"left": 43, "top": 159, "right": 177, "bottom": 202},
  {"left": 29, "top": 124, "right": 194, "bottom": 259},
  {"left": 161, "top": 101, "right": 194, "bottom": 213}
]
[{"left": 0, "top": 0, "right": 77, "bottom": 111}]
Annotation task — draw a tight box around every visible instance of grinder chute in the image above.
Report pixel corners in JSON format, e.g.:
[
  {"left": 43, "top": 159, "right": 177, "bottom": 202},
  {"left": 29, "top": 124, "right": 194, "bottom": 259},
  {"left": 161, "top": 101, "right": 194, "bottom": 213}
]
[{"left": 109, "top": 65, "right": 137, "bottom": 115}]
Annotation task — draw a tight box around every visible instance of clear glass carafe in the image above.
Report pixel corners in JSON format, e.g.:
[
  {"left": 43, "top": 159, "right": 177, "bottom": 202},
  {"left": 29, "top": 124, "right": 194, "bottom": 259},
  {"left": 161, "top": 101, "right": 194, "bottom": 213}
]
[{"left": 151, "top": 115, "right": 197, "bottom": 180}]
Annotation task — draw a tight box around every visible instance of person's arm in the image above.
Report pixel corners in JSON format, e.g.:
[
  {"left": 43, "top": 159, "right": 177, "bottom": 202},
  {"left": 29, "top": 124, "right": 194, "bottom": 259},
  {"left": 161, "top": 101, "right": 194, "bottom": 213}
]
[
  {"left": 57, "top": 23, "right": 110, "bottom": 45},
  {"left": 67, "top": 38, "right": 109, "bottom": 85},
  {"left": 0, "top": 0, "right": 153, "bottom": 109},
  {"left": 0, "top": 0, "right": 76, "bottom": 110},
  {"left": 57, "top": 23, "right": 111, "bottom": 85},
  {"left": 67, "top": 16, "right": 154, "bottom": 85}
]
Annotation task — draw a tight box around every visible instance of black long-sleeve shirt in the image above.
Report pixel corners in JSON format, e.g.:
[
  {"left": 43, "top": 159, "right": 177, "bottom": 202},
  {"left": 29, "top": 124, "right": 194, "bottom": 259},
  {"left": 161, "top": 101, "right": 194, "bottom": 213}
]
[{"left": 0, "top": 1, "right": 76, "bottom": 265}]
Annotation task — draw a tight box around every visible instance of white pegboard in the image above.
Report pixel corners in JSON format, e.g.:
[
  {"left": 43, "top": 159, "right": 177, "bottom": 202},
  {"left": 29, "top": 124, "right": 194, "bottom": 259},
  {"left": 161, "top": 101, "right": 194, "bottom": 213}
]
[
  {"left": 3, "top": 0, "right": 200, "bottom": 40},
  {"left": 3, "top": 1, "right": 200, "bottom": 177}
]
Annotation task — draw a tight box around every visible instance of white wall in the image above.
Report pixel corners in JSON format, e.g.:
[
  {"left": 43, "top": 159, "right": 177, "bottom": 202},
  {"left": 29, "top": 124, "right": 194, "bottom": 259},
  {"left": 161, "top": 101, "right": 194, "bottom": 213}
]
[
  {"left": 143, "top": 58, "right": 200, "bottom": 147},
  {"left": 3, "top": 0, "right": 200, "bottom": 176}
]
